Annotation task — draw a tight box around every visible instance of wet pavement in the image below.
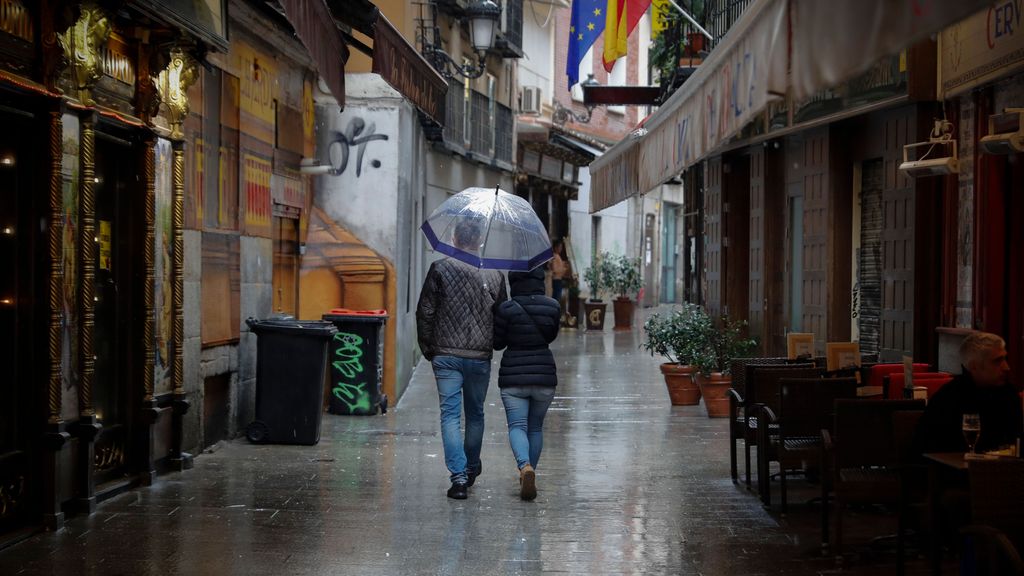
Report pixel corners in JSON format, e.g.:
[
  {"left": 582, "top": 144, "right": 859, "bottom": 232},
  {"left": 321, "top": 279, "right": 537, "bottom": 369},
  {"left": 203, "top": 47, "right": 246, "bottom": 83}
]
[{"left": 0, "top": 310, "right": 953, "bottom": 575}]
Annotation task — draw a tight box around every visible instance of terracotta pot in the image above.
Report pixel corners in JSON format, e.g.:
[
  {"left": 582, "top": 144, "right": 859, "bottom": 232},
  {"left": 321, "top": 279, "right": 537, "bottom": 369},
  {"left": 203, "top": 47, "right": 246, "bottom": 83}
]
[
  {"left": 660, "top": 363, "right": 700, "bottom": 406},
  {"left": 583, "top": 301, "right": 606, "bottom": 331},
  {"left": 612, "top": 297, "right": 634, "bottom": 330},
  {"left": 697, "top": 372, "right": 732, "bottom": 418}
]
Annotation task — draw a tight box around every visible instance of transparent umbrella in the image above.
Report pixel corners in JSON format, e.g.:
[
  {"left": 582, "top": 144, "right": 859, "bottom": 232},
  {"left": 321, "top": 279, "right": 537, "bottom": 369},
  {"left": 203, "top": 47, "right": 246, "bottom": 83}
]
[{"left": 420, "top": 186, "right": 552, "bottom": 270}]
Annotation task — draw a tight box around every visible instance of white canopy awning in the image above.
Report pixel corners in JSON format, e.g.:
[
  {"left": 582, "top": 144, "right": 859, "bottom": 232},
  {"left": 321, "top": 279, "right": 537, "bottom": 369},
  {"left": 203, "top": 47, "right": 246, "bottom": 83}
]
[
  {"left": 589, "top": 0, "right": 997, "bottom": 213},
  {"left": 590, "top": 0, "right": 786, "bottom": 212}
]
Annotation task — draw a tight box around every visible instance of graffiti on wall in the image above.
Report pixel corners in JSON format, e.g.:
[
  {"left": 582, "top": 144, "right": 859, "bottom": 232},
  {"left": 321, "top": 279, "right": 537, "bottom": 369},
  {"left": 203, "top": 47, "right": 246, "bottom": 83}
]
[
  {"left": 327, "top": 117, "right": 389, "bottom": 178},
  {"left": 331, "top": 332, "right": 371, "bottom": 413}
]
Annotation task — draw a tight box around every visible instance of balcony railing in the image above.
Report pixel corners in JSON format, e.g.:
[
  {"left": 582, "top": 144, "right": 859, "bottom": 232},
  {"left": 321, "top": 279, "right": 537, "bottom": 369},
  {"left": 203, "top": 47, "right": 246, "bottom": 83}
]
[
  {"left": 707, "top": 0, "right": 753, "bottom": 50},
  {"left": 496, "top": 0, "right": 523, "bottom": 57},
  {"left": 440, "top": 82, "right": 513, "bottom": 168}
]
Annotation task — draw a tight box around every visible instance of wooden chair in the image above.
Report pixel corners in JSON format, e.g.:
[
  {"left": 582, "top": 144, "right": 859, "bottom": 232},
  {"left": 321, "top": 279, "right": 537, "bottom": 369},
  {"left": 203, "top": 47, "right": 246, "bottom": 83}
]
[
  {"left": 962, "top": 459, "right": 1024, "bottom": 576},
  {"left": 758, "top": 376, "right": 859, "bottom": 512},
  {"left": 747, "top": 365, "right": 823, "bottom": 502},
  {"left": 726, "top": 357, "right": 791, "bottom": 484},
  {"left": 821, "top": 399, "right": 925, "bottom": 554}
]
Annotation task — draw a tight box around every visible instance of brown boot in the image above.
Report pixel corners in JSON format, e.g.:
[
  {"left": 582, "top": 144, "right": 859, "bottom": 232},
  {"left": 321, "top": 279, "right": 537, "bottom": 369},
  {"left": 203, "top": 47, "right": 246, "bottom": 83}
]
[{"left": 519, "top": 464, "right": 536, "bottom": 501}]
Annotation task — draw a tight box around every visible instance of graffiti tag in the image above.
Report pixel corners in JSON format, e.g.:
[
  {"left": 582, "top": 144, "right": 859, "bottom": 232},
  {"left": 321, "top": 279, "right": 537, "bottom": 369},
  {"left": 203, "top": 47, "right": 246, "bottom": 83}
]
[
  {"left": 331, "top": 332, "right": 372, "bottom": 412},
  {"left": 327, "top": 117, "right": 389, "bottom": 177}
]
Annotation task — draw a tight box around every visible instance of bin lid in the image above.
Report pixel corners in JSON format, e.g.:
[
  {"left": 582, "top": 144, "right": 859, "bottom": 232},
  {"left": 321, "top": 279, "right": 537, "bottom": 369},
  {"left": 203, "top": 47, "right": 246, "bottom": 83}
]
[
  {"left": 323, "top": 308, "right": 389, "bottom": 323},
  {"left": 246, "top": 317, "right": 339, "bottom": 337}
]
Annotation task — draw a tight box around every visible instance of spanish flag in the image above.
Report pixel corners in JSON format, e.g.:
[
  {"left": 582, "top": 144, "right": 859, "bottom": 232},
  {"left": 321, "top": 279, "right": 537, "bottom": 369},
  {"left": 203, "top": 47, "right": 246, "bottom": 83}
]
[{"left": 602, "top": 0, "right": 652, "bottom": 72}]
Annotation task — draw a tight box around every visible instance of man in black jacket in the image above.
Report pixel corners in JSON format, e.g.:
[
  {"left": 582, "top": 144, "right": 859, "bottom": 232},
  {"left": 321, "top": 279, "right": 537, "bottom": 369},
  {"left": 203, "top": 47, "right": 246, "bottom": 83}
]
[
  {"left": 915, "top": 331, "right": 1021, "bottom": 455},
  {"left": 416, "top": 221, "right": 507, "bottom": 500}
]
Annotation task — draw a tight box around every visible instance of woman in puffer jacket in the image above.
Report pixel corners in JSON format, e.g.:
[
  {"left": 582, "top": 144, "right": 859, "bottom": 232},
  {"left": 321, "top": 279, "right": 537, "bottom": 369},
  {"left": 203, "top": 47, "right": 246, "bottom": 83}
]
[{"left": 493, "top": 266, "right": 561, "bottom": 500}]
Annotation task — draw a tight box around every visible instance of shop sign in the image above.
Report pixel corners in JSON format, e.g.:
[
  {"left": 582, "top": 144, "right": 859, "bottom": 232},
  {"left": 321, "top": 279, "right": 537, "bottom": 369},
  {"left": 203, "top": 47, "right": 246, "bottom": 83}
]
[
  {"left": 371, "top": 14, "right": 447, "bottom": 125},
  {"left": 236, "top": 42, "right": 276, "bottom": 144},
  {"left": 940, "top": 1, "right": 1024, "bottom": 98}
]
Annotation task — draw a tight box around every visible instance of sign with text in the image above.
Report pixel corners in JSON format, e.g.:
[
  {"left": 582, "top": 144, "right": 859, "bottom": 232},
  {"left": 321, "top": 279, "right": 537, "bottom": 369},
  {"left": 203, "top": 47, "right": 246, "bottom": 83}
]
[
  {"left": 371, "top": 14, "right": 447, "bottom": 125},
  {"left": 939, "top": 2, "right": 1024, "bottom": 98}
]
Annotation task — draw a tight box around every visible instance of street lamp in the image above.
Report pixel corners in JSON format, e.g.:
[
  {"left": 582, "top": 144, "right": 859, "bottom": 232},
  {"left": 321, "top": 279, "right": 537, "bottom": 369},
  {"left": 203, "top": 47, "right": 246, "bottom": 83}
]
[
  {"left": 552, "top": 75, "right": 599, "bottom": 125},
  {"left": 424, "top": 0, "right": 502, "bottom": 80}
]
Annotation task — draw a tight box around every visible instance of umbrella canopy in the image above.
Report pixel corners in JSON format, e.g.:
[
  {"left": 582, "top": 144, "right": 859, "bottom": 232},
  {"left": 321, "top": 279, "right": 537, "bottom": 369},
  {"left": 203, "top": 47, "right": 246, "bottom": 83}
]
[{"left": 420, "top": 186, "right": 553, "bottom": 271}]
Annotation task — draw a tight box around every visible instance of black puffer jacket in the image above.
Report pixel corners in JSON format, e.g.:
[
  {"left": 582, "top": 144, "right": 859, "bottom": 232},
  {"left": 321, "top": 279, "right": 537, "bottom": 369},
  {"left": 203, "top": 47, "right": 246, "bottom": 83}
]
[
  {"left": 493, "top": 267, "right": 561, "bottom": 388},
  {"left": 417, "top": 258, "right": 507, "bottom": 361}
]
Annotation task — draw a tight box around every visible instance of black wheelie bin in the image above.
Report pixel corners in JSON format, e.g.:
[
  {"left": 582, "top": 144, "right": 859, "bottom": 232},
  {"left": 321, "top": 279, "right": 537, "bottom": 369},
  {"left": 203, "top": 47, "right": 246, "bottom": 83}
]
[
  {"left": 245, "top": 317, "right": 337, "bottom": 444},
  {"left": 322, "top": 309, "right": 388, "bottom": 415}
]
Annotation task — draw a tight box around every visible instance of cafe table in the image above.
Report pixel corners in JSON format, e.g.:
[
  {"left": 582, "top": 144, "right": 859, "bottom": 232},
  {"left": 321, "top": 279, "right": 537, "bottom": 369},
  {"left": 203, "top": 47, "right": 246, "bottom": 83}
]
[{"left": 922, "top": 452, "right": 1018, "bottom": 574}]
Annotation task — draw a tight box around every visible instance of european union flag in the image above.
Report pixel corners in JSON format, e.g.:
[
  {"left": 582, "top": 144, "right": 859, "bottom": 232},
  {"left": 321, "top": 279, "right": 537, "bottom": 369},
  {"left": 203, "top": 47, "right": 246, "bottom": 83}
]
[{"left": 566, "top": 0, "right": 605, "bottom": 89}]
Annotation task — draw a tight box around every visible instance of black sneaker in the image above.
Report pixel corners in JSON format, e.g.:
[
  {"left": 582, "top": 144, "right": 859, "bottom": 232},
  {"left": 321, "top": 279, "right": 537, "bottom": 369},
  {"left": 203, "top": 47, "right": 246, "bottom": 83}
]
[
  {"left": 467, "top": 468, "right": 481, "bottom": 487},
  {"left": 446, "top": 482, "right": 468, "bottom": 500}
]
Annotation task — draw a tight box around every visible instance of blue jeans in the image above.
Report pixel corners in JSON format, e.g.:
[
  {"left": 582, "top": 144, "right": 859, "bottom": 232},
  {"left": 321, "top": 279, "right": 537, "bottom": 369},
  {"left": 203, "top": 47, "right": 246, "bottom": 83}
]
[
  {"left": 500, "top": 386, "right": 555, "bottom": 470},
  {"left": 432, "top": 355, "right": 491, "bottom": 484}
]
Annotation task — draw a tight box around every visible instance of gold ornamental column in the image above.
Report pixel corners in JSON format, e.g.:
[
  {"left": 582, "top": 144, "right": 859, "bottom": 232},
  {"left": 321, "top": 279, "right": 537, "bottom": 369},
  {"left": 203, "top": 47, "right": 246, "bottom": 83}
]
[
  {"left": 140, "top": 133, "right": 159, "bottom": 484},
  {"left": 43, "top": 105, "right": 71, "bottom": 531},
  {"left": 57, "top": 1, "right": 109, "bottom": 514},
  {"left": 156, "top": 46, "right": 197, "bottom": 471}
]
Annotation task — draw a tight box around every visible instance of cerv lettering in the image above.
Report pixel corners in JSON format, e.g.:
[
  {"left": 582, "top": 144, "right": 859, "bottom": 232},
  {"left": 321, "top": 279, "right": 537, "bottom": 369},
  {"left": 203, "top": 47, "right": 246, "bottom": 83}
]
[
  {"left": 327, "top": 117, "right": 389, "bottom": 178},
  {"left": 331, "top": 332, "right": 371, "bottom": 412}
]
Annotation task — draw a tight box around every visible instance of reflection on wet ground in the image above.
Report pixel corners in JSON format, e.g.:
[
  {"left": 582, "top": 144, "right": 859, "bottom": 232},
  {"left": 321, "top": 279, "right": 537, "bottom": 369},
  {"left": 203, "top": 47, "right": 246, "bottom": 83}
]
[{"left": 0, "top": 311, "right": 952, "bottom": 574}]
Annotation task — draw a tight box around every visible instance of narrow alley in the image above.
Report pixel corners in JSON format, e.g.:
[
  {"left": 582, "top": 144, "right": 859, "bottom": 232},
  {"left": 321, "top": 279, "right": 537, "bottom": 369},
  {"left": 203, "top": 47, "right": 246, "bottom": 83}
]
[{"left": 0, "top": 319, "right": 948, "bottom": 575}]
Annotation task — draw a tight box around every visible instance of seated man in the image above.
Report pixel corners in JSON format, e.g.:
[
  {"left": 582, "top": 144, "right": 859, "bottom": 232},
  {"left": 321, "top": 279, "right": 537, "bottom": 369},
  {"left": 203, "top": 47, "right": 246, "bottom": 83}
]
[{"left": 915, "top": 331, "right": 1022, "bottom": 454}]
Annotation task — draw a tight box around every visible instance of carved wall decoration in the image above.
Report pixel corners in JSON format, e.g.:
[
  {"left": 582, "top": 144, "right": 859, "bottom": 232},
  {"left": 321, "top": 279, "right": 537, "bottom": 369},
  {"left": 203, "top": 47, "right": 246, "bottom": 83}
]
[
  {"left": 156, "top": 46, "right": 198, "bottom": 140},
  {"left": 56, "top": 2, "right": 110, "bottom": 106}
]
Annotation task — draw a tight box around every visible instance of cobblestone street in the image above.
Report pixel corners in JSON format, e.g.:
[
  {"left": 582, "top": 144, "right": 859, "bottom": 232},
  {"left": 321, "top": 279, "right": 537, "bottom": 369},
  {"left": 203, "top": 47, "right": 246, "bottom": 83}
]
[{"left": 0, "top": 318, "right": 951, "bottom": 575}]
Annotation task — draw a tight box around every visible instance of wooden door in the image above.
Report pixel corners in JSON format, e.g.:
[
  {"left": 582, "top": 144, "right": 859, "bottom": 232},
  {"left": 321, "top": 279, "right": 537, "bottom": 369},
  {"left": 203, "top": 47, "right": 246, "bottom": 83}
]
[
  {"left": 801, "top": 129, "right": 830, "bottom": 353},
  {"left": 704, "top": 157, "right": 723, "bottom": 317},
  {"left": 880, "top": 115, "right": 916, "bottom": 361},
  {"left": 749, "top": 148, "right": 766, "bottom": 345}
]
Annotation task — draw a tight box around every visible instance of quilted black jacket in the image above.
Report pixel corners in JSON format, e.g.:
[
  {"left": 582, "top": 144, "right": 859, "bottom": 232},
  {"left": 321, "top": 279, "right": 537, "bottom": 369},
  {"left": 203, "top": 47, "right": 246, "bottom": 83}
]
[
  {"left": 493, "top": 268, "right": 560, "bottom": 388},
  {"left": 416, "top": 258, "right": 507, "bottom": 361}
]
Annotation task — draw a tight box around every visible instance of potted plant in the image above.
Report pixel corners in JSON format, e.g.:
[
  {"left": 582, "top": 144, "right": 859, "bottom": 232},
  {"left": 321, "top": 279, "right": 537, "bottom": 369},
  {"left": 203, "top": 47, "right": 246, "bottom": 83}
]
[
  {"left": 693, "top": 314, "right": 758, "bottom": 418},
  {"left": 609, "top": 254, "right": 642, "bottom": 330},
  {"left": 642, "top": 302, "right": 707, "bottom": 406},
  {"left": 582, "top": 253, "right": 615, "bottom": 331}
]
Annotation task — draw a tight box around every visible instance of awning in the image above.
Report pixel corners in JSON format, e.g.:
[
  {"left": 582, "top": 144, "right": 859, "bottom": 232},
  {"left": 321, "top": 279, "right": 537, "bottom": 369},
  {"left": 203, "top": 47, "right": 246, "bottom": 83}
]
[
  {"left": 327, "top": 0, "right": 447, "bottom": 125},
  {"left": 590, "top": 0, "right": 786, "bottom": 212},
  {"left": 279, "top": 0, "right": 348, "bottom": 108},
  {"left": 789, "top": 0, "right": 993, "bottom": 100},
  {"left": 589, "top": 0, "right": 999, "bottom": 214}
]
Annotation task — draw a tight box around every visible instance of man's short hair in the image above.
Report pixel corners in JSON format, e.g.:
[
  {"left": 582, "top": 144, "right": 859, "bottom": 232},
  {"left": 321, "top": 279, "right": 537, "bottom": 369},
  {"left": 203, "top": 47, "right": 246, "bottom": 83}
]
[
  {"left": 453, "top": 220, "right": 482, "bottom": 250},
  {"left": 960, "top": 331, "right": 1005, "bottom": 367}
]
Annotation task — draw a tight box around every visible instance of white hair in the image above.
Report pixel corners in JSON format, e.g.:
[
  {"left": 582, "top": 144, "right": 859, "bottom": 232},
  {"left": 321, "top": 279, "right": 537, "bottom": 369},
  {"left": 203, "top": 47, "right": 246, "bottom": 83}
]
[{"left": 959, "top": 332, "right": 1005, "bottom": 368}]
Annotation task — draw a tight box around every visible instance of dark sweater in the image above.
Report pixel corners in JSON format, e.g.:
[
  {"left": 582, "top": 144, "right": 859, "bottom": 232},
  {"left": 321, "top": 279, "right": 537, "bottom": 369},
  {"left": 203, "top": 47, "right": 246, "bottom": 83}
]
[
  {"left": 914, "top": 369, "right": 1023, "bottom": 454},
  {"left": 493, "top": 268, "right": 561, "bottom": 388}
]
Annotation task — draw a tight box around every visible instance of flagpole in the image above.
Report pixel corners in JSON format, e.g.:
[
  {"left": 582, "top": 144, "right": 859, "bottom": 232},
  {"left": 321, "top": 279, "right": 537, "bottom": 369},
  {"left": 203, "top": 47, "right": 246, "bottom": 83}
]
[{"left": 663, "top": 0, "right": 713, "bottom": 41}]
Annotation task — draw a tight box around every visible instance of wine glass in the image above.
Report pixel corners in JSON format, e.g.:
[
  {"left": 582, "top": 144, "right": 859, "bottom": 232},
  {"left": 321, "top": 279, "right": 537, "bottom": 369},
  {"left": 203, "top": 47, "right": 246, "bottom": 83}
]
[{"left": 962, "top": 413, "right": 981, "bottom": 456}]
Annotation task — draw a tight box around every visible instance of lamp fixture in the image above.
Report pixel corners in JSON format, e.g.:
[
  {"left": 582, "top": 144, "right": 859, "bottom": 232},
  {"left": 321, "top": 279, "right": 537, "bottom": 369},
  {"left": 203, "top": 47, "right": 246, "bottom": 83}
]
[
  {"left": 899, "top": 119, "right": 959, "bottom": 178},
  {"left": 552, "top": 75, "right": 599, "bottom": 125},
  {"left": 422, "top": 0, "right": 502, "bottom": 81}
]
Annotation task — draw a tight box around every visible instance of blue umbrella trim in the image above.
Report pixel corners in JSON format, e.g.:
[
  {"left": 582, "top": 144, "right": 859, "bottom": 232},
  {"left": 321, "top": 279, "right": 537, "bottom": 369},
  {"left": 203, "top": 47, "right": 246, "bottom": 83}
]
[{"left": 421, "top": 222, "right": 553, "bottom": 271}]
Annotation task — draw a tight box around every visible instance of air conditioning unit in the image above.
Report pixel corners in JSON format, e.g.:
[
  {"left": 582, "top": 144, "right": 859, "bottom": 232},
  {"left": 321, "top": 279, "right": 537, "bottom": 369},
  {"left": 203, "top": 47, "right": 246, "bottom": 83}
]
[
  {"left": 520, "top": 86, "right": 541, "bottom": 114},
  {"left": 899, "top": 119, "right": 959, "bottom": 178},
  {"left": 979, "top": 108, "right": 1024, "bottom": 155}
]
